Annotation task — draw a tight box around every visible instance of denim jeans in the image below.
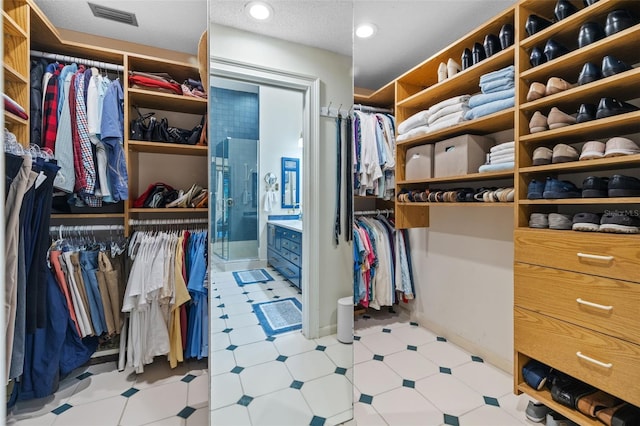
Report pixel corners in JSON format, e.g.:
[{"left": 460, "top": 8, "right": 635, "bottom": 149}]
[{"left": 80, "top": 250, "right": 107, "bottom": 336}]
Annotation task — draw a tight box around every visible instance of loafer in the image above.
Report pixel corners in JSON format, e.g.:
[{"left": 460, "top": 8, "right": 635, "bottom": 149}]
[
  {"left": 605, "top": 9, "right": 637, "bottom": 37},
  {"left": 600, "top": 212, "right": 640, "bottom": 234},
  {"left": 608, "top": 174, "right": 640, "bottom": 197},
  {"left": 530, "top": 46, "right": 546, "bottom": 67},
  {"left": 572, "top": 213, "right": 602, "bottom": 232},
  {"left": 604, "top": 137, "right": 640, "bottom": 157},
  {"left": 543, "top": 177, "right": 581, "bottom": 199},
  {"left": 545, "top": 77, "right": 573, "bottom": 96},
  {"left": 552, "top": 143, "right": 579, "bottom": 163},
  {"left": 527, "top": 82, "right": 546, "bottom": 102},
  {"left": 461, "top": 48, "right": 472, "bottom": 70},
  {"left": 576, "top": 103, "right": 597, "bottom": 123},
  {"left": 578, "top": 22, "right": 605, "bottom": 48},
  {"left": 582, "top": 176, "right": 609, "bottom": 197},
  {"left": 554, "top": 0, "right": 578, "bottom": 21},
  {"left": 483, "top": 33, "right": 502, "bottom": 57},
  {"left": 532, "top": 146, "right": 553, "bottom": 165},
  {"left": 499, "top": 24, "right": 514, "bottom": 49},
  {"left": 526, "top": 14, "right": 553, "bottom": 36},
  {"left": 583, "top": 0, "right": 598, "bottom": 6},
  {"left": 596, "top": 97, "right": 639, "bottom": 119},
  {"left": 527, "top": 179, "right": 545, "bottom": 199},
  {"left": 543, "top": 39, "right": 570, "bottom": 61},
  {"left": 547, "top": 107, "right": 576, "bottom": 129},
  {"left": 580, "top": 140, "right": 605, "bottom": 160},
  {"left": 530, "top": 213, "right": 549, "bottom": 229},
  {"left": 529, "top": 111, "right": 548, "bottom": 133},
  {"left": 601, "top": 55, "right": 632, "bottom": 78},
  {"left": 577, "top": 62, "right": 602, "bottom": 85},
  {"left": 472, "top": 42, "right": 486, "bottom": 65},
  {"left": 549, "top": 213, "right": 574, "bottom": 230}
]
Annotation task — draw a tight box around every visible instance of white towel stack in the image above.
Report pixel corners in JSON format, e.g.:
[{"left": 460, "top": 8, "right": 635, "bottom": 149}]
[{"left": 397, "top": 95, "right": 471, "bottom": 142}]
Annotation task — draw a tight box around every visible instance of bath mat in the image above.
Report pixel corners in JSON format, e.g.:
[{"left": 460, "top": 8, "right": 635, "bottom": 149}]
[
  {"left": 252, "top": 297, "right": 302, "bottom": 336},
  {"left": 232, "top": 269, "right": 274, "bottom": 286}
]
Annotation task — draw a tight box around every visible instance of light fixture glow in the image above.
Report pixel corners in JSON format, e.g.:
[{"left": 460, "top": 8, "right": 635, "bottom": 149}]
[
  {"left": 246, "top": 1, "right": 273, "bottom": 21},
  {"left": 356, "top": 23, "right": 377, "bottom": 39}
]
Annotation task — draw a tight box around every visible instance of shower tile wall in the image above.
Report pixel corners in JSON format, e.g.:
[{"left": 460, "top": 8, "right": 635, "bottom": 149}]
[{"left": 210, "top": 87, "right": 259, "bottom": 143}]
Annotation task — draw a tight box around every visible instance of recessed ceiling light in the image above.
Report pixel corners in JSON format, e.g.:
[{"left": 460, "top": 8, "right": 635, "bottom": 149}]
[
  {"left": 246, "top": 1, "right": 273, "bottom": 21},
  {"left": 355, "top": 23, "right": 377, "bottom": 39}
]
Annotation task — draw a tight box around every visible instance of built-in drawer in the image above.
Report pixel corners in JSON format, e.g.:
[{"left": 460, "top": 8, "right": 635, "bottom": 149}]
[
  {"left": 282, "top": 229, "right": 301, "bottom": 243},
  {"left": 281, "top": 248, "right": 301, "bottom": 267},
  {"left": 514, "top": 307, "right": 640, "bottom": 407},
  {"left": 514, "top": 229, "right": 640, "bottom": 283},
  {"left": 515, "top": 262, "right": 640, "bottom": 345}
]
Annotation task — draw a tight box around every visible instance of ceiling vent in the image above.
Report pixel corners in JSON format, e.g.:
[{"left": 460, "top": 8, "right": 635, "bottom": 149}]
[{"left": 88, "top": 2, "right": 138, "bottom": 26}]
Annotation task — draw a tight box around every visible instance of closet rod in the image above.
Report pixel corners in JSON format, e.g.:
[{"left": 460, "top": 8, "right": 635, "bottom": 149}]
[
  {"left": 49, "top": 225, "right": 125, "bottom": 233},
  {"left": 129, "top": 218, "right": 209, "bottom": 226},
  {"left": 354, "top": 209, "right": 394, "bottom": 216},
  {"left": 353, "top": 104, "right": 394, "bottom": 114},
  {"left": 30, "top": 50, "right": 124, "bottom": 72}
]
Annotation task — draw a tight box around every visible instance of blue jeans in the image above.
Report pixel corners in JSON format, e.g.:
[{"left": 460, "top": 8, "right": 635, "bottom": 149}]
[{"left": 80, "top": 250, "right": 107, "bottom": 336}]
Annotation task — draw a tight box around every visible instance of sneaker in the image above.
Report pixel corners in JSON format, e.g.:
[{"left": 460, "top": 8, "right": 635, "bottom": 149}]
[
  {"left": 582, "top": 176, "right": 609, "bottom": 198},
  {"left": 600, "top": 212, "right": 640, "bottom": 233},
  {"left": 552, "top": 143, "right": 579, "bottom": 163},
  {"left": 527, "top": 179, "right": 545, "bottom": 199},
  {"left": 608, "top": 174, "right": 640, "bottom": 197},
  {"left": 604, "top": 137, "right": 640, "bottom": 157},
  {"left": 549, "top": 213, "right": 573, "bottom": 230},
  {"left": 543, "top": 178, "right": 581, "bottom": 199},
  {"left": 532, "top": 146, "right": 552, "bottom": 165},
  {"left": 547, "top": 410, "right": 579, "bottom": 426},
  {"left": 580, "top": 140, "right": 606, "bottom": 160},
  {"left": 529, "top": 213, "right": 549, "bottom": 228},
  {"left": 526, "top": 400, "right": 551, "bottom": 423},
  {"left": 572, "top": 212, "right": 601, "bottom": 231}
]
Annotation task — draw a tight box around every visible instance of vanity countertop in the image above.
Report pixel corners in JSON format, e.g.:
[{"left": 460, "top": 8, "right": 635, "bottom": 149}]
[{"left": 268, "top": 220, "right": 303, "bottom": 232}]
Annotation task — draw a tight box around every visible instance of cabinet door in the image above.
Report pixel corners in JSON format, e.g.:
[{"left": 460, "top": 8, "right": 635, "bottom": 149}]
[{"left": 267, "top": 224, "right": 275, "bottom": 248}]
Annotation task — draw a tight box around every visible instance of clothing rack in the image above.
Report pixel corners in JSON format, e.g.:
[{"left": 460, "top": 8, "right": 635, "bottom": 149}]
[
  {"left": 30, "top": 50, "right": 124, "bottom": 72},
  {"left": 353, "top": 104, "right": 394, "bottom": 114},
  {"left": 320, "top": 103, "right": 395, "bottom": 118},
  {"left": 354, "top": 209, "right": 394, "bottom": 216},
  {"left": 128, "top": 218, "right": 209, "bottom": 226},
  {"left": 49, "top": 224, "right": 125, "bottom": 233}
]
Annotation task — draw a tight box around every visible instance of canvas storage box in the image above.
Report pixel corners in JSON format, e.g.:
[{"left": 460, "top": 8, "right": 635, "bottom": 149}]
[
  {"left": 405, "top": 144, "right": 433, "bottom": 180},
  {"left": 434, "top": 134, "right": 493, "bottom": 177}
]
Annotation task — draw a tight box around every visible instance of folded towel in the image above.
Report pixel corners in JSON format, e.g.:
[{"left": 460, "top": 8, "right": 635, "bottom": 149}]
[
  {"left": 427, "top": 103, "right": 470, "bottom": 125},
  {"left": 464, "top": 97, "right": 514, "bottom": 120},
  {"left": 479, "top": 65, "right": 515, "bottom": 84},
  {"left": 427, "top": 110, "right": 467, "bottom": 133},
  {"left": 480, "top": 79, "right": 515, "bottom": 94},
  {"left": 428, "top": 95, "right": 470, "bottom": 116},
  {"left": 398, "top": 110, "right": 430, "bottom": 135},
  {"left": 490, "top": 141, "right": 515, "bottom": 153},
  {"left": 396, "top": 125, "right": 430, "bottom": 142},
  {"left": 469, "top": 88, "right": 515, "bottom": 108},
  {"left": 490, "top": 156, "right": 516, "bottom": 165},
  {"left": 489, "top": 147, "right": 515, "bottom": 157},
  {"left": 479, "top": 162, "right": 514, "bottom": 173}
]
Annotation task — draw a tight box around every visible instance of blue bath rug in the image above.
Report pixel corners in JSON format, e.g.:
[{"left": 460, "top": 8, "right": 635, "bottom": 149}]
[
  {"left": 253, "top": 297, "right": 302, "bottom": 336},
  {"left": 232, "top": 269, "right": 274, "bottom": 286}
]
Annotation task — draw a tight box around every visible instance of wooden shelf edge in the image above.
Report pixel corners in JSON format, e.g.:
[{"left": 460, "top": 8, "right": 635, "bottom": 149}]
[
  {"left": 354, "top": 82, "right": 395, "bottom": 107},
  {"left": 516, "top": 383, "right": 602, "bottom": 426},
  {"left": 420, "top": 202, "right": 513, "bottom": 207},
  {"left": 128, "top": 88, "right": 208, "bottom": 104},
  {"left": 127, "top": 140, "right": 208, "bottom": 155},
  {"left": 128, "top": 208, "right": 209, "bottom": 213},
  {"left": 399, "top": 171, "right": 514, "bottom": 185},
  {"left": 4, "top": 111, "right": 29, "bottom": 125},
  {"left": 2, "top": 10, "right": 28, "bottom": 38},
  {"left": 519, "top": 155, "right": 640, "bottom": 174},
  {"left": 51, "top": 213, "right": 125, "bottom": 219},
  {"left": 3, "top": 63, "right": 29, "bottom": 84},
  {"left": 519, "top": 197, "right": 640, "bottom": 205},
  {"left": 127, "top": 53, "right": 200, "bottom": 72}
]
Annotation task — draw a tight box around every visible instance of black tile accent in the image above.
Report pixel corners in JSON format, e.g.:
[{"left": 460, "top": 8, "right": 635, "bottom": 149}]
[
  {"left": 310, "top": 415, "right": 326, "bottom": 426},
  {"left": 373, "top": 354, "right": 384, "bottom": 362},
  {"left": 76, "top": 372, "right": 93, "bottom": 380},
  {"left": 121, "top": 388, "right": 139, "bottom": 398},
  {"left": 407, "top": 345, "right": 417, "bottom": 351},
  {"left": 443, "top": 413, "right": 460, "bottom": 426},
  {"left": 290, "top": 380, "right": 304, "bottom": 390},
  {"left": 335, "top": 367, "right": 347, "bottom": 375},
  {"left": 439, "top": 367, "right": 452, "bottom": 374},
  {"left": 437, "top": 336, "right": 447, "bottom": 342},
  {"left": 402, "top": 379, "right": 415, "bottom": 388},
  {"left": 51, "top": 403, "right": 73, "bottom": 415},
  {"left": 237, "top": 395, "right": 254, "bottom": 406},
  {"left": 484, "top": 396, "right": 500, "bottom": 407},
  {"left": 177, "top": 406, "right": 196, "bottom": 419},
  {"left": 181, "top": 374, "right": 197, "bottom": 383},
  {"left": 471, "top": 355, "right": 484, "bottom": 363}
]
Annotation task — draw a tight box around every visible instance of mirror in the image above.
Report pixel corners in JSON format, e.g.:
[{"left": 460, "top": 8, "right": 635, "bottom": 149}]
[
  {"left": 264, "top": 172, "right": 277, "bottom": 188},
  {"left": 281, "top": 157, "right": 300, "bottom": 208}
]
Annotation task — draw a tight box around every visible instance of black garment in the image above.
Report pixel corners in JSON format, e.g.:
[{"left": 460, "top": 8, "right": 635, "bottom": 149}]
[
  {"left": 5, "top": 153, "right": 25, "bottom": 198},
  {"left": 29, "top": 59, "right": 47, "bottom": 146}
]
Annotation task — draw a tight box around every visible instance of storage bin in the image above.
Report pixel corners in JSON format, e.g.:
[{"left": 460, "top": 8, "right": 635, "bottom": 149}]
[
  {"left": 405, "top": 144, "right": 433, "bottom": 180},
  {"left": 434, "top": 134, "right": 494, "bottom": 177}
]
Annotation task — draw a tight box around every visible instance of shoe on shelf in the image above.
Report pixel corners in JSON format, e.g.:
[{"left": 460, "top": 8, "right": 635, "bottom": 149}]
[
  {"left": 576, "top": 103, "right": 597, "bottom": 123},
  {"left": 572, "top": 212, "right": 601, "bottom": 232},
  {"left": 549, "top": 213, "right": 573, "bottom": 230},
  {"left": 547, "top": 410, "right": 580, "bottom": 426},
  {"left": 605, "top": 9, "right": 637, "bottom": 37},
  {"left": 543, "top": 39, "right": 570, "bottom": 61},
  {"left": 578, "top": 21, "right": 605, "bottom": 48},
  {"left": 483, "top": 33, "right": 501, "bottom": 57},
  {"left": 527, "top": 82, "right": 546, "bottom": 102},
  {"left": 582, "top": 176, "right": 609, "bottom": 198},
  {"left": 447, "top": 58, "right": 461, "bottom": 78},
  {"left": 499, "top": 23, "right": 514, "bottom": 49},
  {"left": 596, "top": 97, "right": 639, "bottom": 119},
  {"left": 523, "top": 360, "right": 552, "bottom": 391},
  {"left": 461, "top": 48, "right": 472, "bottom": 70},
  {"left": 545, "top": 77, "right": 573, "bottom": 96},
  {"left": 472, "top": 42, "right": 486, "bottom": 65},
  {"left": 529, "top": 213, "right": 549, "bottom": 229},
  {"left": 547, "top": 107, "right": 577, "bottom": 129},
  {"left": 543, "top": 177, "right": 581, "bottom": 199},
  {"left": 604, "top": 137, "right": 640, "bottom": 157},
  {"left": 580, "top": 140, "right": 605, "bottom": 160},
  {"left": 527, "top": 179, "right": 545, "bottom": 199},
  {"left": 525, "top": 14, "right": 553, "bottom": 36},
  {"left": 529, "top": 111, "right": 548, "bottom": 133},
  {"left": 608, "top": 174, "right": 640, "bottom": 197},
  {"left": 532, "top": 146, "right": 553, "bottom": 165},
  {"left": 577, "top": 62, "right": 601, "bottom": 85},
  {"left": 530, "top": 46, "right": 547, "bottom": 67},
  {"left": 583, "top": 0, "right": 599, "bottom": 6},
  {"left": 600, "top": 212, "right": 640, "bottom": 234},
  {"left": 601, "top": 55, "right": 632, "bottom": 78},
  {"left": 552, "top": 143, "right": 579, "bottom": 163},
  {"left": 554, "top": 0, "right": 579, "bottom": 21},
  {"left": 437, "top": 62, "right": 447, "bottom": 82},
  {"left": 526, "top": 400, "right": 551, "bottom": 423}
]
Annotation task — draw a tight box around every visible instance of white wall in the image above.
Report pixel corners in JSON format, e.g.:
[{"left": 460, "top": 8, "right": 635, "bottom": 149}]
[
  {"left": 406, "top": 207, "right": 514, "bottom": 372},
  {"left": 211, "top": 24, "right": 353, "bottom": 334}
]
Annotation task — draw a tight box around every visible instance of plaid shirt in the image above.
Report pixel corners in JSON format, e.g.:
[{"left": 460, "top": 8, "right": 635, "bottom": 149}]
[
  {"left": 41, "top": 67, "right": 60, "bottom": 151},
  {"left": 69, "top": 73, "right": 87, "bottom": 193},
  {"left": 74, "top": 69, "right": 101, "bottom": 207}
]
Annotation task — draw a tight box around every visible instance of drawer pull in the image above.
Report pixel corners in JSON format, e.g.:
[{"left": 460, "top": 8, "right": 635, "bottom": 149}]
[
  {"left": 576, "top": 352, "right": 612, "bottom": 369},
  {"left": 576, "top": 298, "right": 613, "bottom": 312},
  {"left": 577, "top": 253, "right": 614, "bottom": 262}
]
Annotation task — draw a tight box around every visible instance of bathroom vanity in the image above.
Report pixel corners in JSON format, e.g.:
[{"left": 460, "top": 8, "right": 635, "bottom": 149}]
[{"left": 267, "top": 220, "right": 302, "bottom": 289}]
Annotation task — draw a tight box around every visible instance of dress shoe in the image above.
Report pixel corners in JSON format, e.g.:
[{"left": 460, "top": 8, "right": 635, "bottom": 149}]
[
  {"left": 437, "top": 62, "right": 447, "bottom": 82},
  {"left": 527, "top": 82, "right": 546, "bottom": 102},
  {"left": 577, "top": 62, "right": 601, "bottom": 85},
  {"left": 601, "top": 55, "right": 632, "bottom": 78},
  {"left": 605, "top": 9, "right": 636, "bottom": 37},
  {"left": 483, "top": 34, "right": 501, "bottom": 57},
  {"left": 547, "top": 106, "right": 576, "bottom": 129},
  {"left": 526, "top": 14, "right": 553, "bottom": 36},
  {"left": 529, "top": 111, "right": 548, "bottom": 133},
  {"left": 530, "top": 47, "right": 546, "bottom": 67},
  {"left": 579, "top": 140, "right": 605, "bottom": 160},
  {"left": 499, "top": 24, "right": 514, "bottom": 49},
  {"left": 596, "top": 97, "right": 639, "bottom": 119},
  {"left": 472, "top": 42, "right": 486, "bottom": 65},
  {"left": 543, "top": 39, "right": 569, "bottom": 61},
  {"left": 576, "top": 103, "right": 597, "bottom": 123},
  {"left": 578, "top": 22, "right": 605, "bottom": 48},
  {"left": 583, "top": 0, "right": 599, "bottom": 6},
  {"left": 545, "top": 77, "right": 573, "bottom": 95},
  {"left": 461, "top": 48, "right": 472, "bottom": 70},
  {"left": 554, "top": 0, "right": 578, "bottom": 21}
]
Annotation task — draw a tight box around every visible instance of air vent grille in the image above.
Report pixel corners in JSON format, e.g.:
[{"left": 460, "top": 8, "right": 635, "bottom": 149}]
[{"left": 88, "top": 2, "right": 138, "bottom": 26}]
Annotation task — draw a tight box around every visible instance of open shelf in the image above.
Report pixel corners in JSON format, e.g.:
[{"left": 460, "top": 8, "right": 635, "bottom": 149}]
[
  {"left": 520, "top": 197, "right": 640, "bottom": 205},
  {"left": 416, "top": 202, "right": 512, "bottom": 207},
  {"left": 128, "top": 89, "right": 207, "bottom": 114},
  {"left": 516, "top": 383, "right": 602, "bottom": 426},
  {"left": 51, "top": 213, "right": 125, "bottom": 219},
  {"left": 2, "top": 10, "right": 27, "bottom": 38},
  {"left": 354, "top": 81, "right": 395, "bottom": 108},
  {"left": 3, "top": 62, "right": 28, "bottom": 84},
  {"left": 127, "top": 140, "right": 208, "bottom": 156},
  {"left": 399, "top": 170, "right": 513, "bottom": 185},
  {"left": 128, "top": 208, "right": 209, "bottom": 214},
  {"left": 4, "top": 110, "right": 28, "bottom": 125},
  {"left": 519, "top": 154, "right": 640, "bottom": 174}
]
